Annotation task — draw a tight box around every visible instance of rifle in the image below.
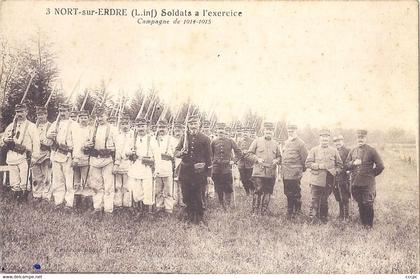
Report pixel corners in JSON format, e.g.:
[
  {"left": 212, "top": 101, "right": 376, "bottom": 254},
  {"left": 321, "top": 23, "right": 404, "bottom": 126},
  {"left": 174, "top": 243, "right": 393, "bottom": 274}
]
[
  {"left": 44, "top": 84, "right": 56, "bottom": 108},
  {"left": 82, "top": 118, "right": 100, "bottom": 188},
  {"left": 80, "top": 90, "right": 89, "bottom": 111}
]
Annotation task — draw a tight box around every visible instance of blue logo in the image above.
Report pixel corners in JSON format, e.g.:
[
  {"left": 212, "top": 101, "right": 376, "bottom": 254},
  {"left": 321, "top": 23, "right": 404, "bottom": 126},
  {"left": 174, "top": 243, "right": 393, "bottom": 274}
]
[{"left": 33, "top": 263, "right": 41, "bottom": 271}]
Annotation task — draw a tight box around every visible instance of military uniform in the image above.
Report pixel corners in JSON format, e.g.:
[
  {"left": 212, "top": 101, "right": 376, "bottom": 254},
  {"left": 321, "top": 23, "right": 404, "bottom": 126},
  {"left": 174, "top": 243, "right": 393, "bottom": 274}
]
[
  {"left": 172, "top": 123, "right": 185, "bottom": 206},
  {"left": 211, "top": 123, "right": 242, "bottom": 209},
  {"left": 237, "top": 128, "right": 255, "bottom": 194},
  {"left": 200, "top": 120, "right": 214, "bottom": 204},
  {"left": 47, "top": 104, "right": 75, "bottom": 207},
  {"left": 248, "top": 122, "right": 282, "bottom": 214},
  {"left": 345, "top": 130, "right": 384, "bottom": 227},
  {"left": 332, "top": 135, "right": 351, "bottom": 220},
  {"left": 175, "top": 115, "right": 212, "bottom": 224},
  {"left": 305, "top": 129, "right": 343, "bottom": 221},
  {"left": 113, "top": 117, "right": 133, "bottom": 208},
  {"left": 1, "top": 104, "right": 40, "bottom": 201},
  {"left": 125, "top": 119, "right": 161, "bottom": 212},
  {"left": 281, "top": 124, "right": 308, "bottom": 216},
  {"left": 155, "top": 120, "right": 177, "bottom": 213},
  {"left": 31, "top": 106, "right": 52, "bottom": 201},
  {"left": 85, "top": 108, "right": 117, "bottom": 214}
]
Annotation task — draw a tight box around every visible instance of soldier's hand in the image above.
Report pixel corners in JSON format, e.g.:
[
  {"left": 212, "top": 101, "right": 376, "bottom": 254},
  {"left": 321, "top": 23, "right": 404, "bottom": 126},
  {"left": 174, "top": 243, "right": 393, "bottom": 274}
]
[
  {"left": 207, "top": 177, "right": 214, "bottom": 185},
  {"left": 353, "top": 159, "right": 362, "bottom": 166},
  {"left": 229, "top": 160, "right": 234, "bottom": 165}
]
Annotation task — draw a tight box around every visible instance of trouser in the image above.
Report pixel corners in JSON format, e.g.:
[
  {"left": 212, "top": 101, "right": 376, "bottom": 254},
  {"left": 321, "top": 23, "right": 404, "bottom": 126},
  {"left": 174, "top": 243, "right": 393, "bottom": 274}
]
[
  {"left": 114, "top": 173, "right": 131, "bottom": 207},
  {"left": 9, "top": 161, "right": 29, "bottom": 192},
  {"left": 51, "top": 160, "right": 74, "bottom": 206},
  {"left": 212, "top": 172, "right": 233, "bottom": 208},
  {"left": 155, "top": 176, "right": 176, "bottom": 212},
  {"left": 352, "top": 184, "right": 376, "bottom": 227},
  {"left": 252, "top": 177, "right": 275, "bottom": 214},
  {"left": 180, "top": 175, "right": 206, "bottom": 223},
  {"left": 32, "top": 159, "right": 52, "bottom": 200},
  {"left": 73, "top": 165, "right": 89, "bottom": 210},
  {"left": 283, "top": 178, "right": 302, "bottom": 214},
  {"left": 128, "top": 176, "right": 154, "bottom": 206},
  {"left": 309, "top": 185, "right": 332, "bottom": 219},
  {"left": 173, "top": 179, "right": 185, "bottom": 205},
  {"left": 333, "top": 180, "right": 351, "bottom": 218},
  {"left": 89, "top": 163, "right": 114, "bottom": 213},
  {"left": 239, "top": 168, "right": 254, "bottom": 194}
]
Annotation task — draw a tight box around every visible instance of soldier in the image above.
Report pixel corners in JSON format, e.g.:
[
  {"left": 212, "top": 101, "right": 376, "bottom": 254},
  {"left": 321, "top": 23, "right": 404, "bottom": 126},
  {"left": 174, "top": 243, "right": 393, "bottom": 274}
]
[
  {"left": 248, "top": 122, "right": 282, "bottom": 215},
  {"left": 72, "top": 110, "right": 92, "bottom": 211},
  {"left": 155, "top": 119, "right": 177, "bottom": 213},
  {"left": 113, "top": 116, "right": 133, "bottom": 209},
  {"left": 31, "top": 106, "right": 52, "bottom": 202},
  {"left": 332, "top": 135, "right": 351, "bottom": 220},
  {"left": 211, "top": 122, "right": 242, "bottom": 210},
  {"left": 47, "top": 104, "right": 75, "bottom": 208},
  {"left": 201, "top": 120, "right": 211, "bottom": 137},
  {"left": 69, "top": 110, "right": 78, "bottom": 122},
  {"left": 281, "top": 124, "right": 308, "bottom": 218},
  {"left": 237, "top": 127, "right": 255, "bottom": 195},
  {"left": 1, "top": 104, "right": 40, "bottom": 201},
  {"left": 172, "top": 122, "right": 185, "bottom": 207},
  {"left": 84, "top": 107, "right": 117, "bottom": 216},
  {"left": 174, "top": 115, "right": 213, "bottom": 224},
  {"left": 345, "top": 130, "right": 384, "bottom": 228},
  {"left": 126, "top": 118, "right": 161, "bottom": 214},
  {"left": 305, "top": 129, "right": 343, "bottom": 222}
]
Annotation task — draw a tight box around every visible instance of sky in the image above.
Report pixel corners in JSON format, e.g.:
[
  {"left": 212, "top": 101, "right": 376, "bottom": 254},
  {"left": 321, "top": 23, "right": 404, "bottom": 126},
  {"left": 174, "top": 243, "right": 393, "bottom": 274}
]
[{"left": 0, "top": 1, "right": 418, "bottom": 132}]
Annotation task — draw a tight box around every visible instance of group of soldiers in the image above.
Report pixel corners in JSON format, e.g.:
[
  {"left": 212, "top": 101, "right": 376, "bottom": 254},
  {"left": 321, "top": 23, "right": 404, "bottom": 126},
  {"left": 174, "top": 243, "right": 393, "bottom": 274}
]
[{"left": 0, "top": 102, "right": 384, "bottom": 228}]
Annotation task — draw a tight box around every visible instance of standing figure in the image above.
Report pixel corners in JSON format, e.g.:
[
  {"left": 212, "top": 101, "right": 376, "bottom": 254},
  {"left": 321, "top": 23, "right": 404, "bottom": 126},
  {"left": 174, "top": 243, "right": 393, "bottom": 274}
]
[
  {"left": 248, "top": 122, "right": 282, "bottom": 215},
  {"left": 332, "top": 135, "right": 351, "bottom": 220},
  {"left": 155, "top": 119, "right": 178, "bottom": 213},
  {"left": 211, "top": 123, "right": 242, "bottom": 210},
  {"left": 305, "top": 129, "right": 343, "bottom": 222},
  {"left": 1, "top": 104, "right": 40, "bottom": 201},
  {"left": 237, "top": 127, "right": 255, "bottom": 195},
  {"left": 31, "top": 106, "right": 52, "bottom": 202},
  {"left": 172, "top": 122, "right": 185, "bottom": 207},
  {"left": 174, "top": 115, "right": 213, "bottom": 224},
  {"left": 345, "top": 130, "right": 384, "bottom": 228},
  {"left": 281, "top": 124, "right": 308, "bottom": 218}
]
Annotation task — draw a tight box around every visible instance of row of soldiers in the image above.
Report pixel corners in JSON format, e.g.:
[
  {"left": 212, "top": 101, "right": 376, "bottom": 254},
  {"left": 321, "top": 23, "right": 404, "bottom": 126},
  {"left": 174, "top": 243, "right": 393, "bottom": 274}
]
[{"left": 0, "top": 103, "right": 384, "bottom": 227}]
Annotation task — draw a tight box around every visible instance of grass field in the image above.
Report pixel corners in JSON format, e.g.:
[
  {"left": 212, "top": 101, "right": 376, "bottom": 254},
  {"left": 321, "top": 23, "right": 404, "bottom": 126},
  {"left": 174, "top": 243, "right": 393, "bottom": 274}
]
[{"left": 0, "top": 150, "right": 418, "bottom": 274}]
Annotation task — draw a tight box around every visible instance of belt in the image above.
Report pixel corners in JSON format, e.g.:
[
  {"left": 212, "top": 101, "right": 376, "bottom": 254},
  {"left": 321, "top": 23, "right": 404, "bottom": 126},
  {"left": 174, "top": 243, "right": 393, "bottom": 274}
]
[
  {"left": 40, "top": 143, "right": 51, "bottom": 152},
  {"left": 90, "top": 149, "right": 113, "bottom": 158}
]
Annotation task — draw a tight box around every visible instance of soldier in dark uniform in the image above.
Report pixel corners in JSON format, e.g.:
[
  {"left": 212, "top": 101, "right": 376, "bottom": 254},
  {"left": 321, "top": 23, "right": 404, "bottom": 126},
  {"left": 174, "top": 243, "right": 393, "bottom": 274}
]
[
  {"left": 237, "top": 127, "right": 255, "bottom": 195},
  {"left": 332, "top": 135, "right": 351, "bottom": 220},
  {"left": 174, "top": 115, "right": 213, "bottom": 224},
  {"left": 281, "top": 124, "right": 308, "bottom": 218},
  {"left": 201, "top": 120, "right": 211, "bottom": 137},
  {"left": 345, "top": 130, "right": 384, "bottom": 228},
  {"left": 211, "top": 123, "right": 242, "bottom": 209}
]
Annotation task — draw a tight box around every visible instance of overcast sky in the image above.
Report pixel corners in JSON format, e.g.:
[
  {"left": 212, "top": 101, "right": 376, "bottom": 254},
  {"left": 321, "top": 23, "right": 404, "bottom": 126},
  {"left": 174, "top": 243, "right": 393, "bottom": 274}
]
[{"left": 1, "top": 1, "right": 418, "bottom": 132}]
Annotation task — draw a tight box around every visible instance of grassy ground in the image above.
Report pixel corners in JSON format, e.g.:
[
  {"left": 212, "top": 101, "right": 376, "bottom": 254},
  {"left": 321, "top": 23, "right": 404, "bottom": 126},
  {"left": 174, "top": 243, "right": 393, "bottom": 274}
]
[{"left": 0, "top": 150, "right": 418, "bottom": 273}]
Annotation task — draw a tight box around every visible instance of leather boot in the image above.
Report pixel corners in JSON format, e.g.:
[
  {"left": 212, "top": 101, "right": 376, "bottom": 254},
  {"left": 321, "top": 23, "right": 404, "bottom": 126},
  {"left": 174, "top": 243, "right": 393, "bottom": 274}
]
[
  {"left": 252, "top": 193, "right": 259, "bottom": 213},
  {"left": 338, "top": 202, "right": 344, "bottom": 219},
  {"left": 225, "top": 193, "right": 232, "bottom": 208},
  {"left": 320, "top": 204, "right": 329, "bottom": 223},
  {"left": 261, "top": 194, "right": 271, "bottom": 215},
  {"left": 343, "top": 201, "right": 349, "bottom": 220},
  {"left": 286, "top": 197, "right": 294, "bottom": 218},
  {"left": 365, "top": 204, "right": 374, "bottom": 228},
  {"left": 294, "top": 198, "right": 302, "bottom": 214}
]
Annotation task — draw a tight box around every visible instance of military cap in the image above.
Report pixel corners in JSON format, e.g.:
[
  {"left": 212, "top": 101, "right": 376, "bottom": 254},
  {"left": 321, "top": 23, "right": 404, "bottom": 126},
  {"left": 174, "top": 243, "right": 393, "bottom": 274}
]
[
  {"left": 120, "top": 116, "right": 130, "bottom": 124},
  {"left": 15, "top": 103, "right": 28, "bottom": 112},
  {"left": 216, "top": 123, "right": 226, "bottom": 129},
  {"left": 263, "top": 122, "right": 274, "bottom": 129},
  {"left": 187, "top": 114, "right": 200, "bottom": 124},
  {"left": 174, "top": 122, "right": 184, "bottom": 129},
  {"left": 287, "top": 124, "right": 298, "bottom": 130},
  {"left": 202, "top": 120, "right": 211, "bottom": 127},
  {"left": 35, "top": 106, "right": 47, "bottom": 115},
  {"left": 157, "top": 119, "right": 169, "bottom": 127},
  {"left": 135, "top": 118, "right": 148, "bottom": 126},
  {"left": 319, "top": 129, "right": 331, "bottom": 136},
  {"left": 225, "top": 126, "right": 232, "bottom": 132},
  {"left": 70, "top": 110, "right": 78, "bottom": 116},
  {"left": 333, "top": 135, "right": 344, "bottom": 142},
  {"left": 79, "top": 110, "right": 89, "bottom": 117},
  {"left": 108, "top": 116, "right": 117, "bottom": 123},
  {"left": 95, "top": 106, "right": 107, "bottom": 116},
  {"left": 58, "top": 103, "right": 71, "bottom": 111},
  {"left": 356, "top": 129, "right": 368, "bottom": 137}
]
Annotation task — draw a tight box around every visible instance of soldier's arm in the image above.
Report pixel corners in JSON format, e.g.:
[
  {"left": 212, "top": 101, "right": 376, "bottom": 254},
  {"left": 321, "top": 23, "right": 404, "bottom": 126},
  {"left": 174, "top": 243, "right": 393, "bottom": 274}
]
[
  {"left": 372, "top": 148, "right": 385, "bottom": 176},
  {"left": 204, "top": 136, "right": 212, "bottom": 177},
  {"left": 152, "top": 138, "right": 162, "bottom": 169},
  {"left": 29, "top": 123, "right": 41, "bottom": 159},
  {"left": 305, "top": 148, "right": 319, "bottom": 170},
  {"left": 335, "top": 149, "right": 343, "bottom": 173},
  {"left": 247, "top": 139, "right": 258, "bottom": 163},
  {"left": 300, "top": 142, "right": 308, "bottom": 170},
  {"left": 174, "top": 135, "right": 184, "bottom": 158},
  {"left": 46, "top": 120, "right": 58, "bottom": 140},
  {"left": 345, "top": 149, "right": 355, "bottom": 170},
  {"left": 231, "top": 139, "right": 243, "bottom": 161},
  {"left": 1, "top": 123, "right": 13, "bottom": 144}
]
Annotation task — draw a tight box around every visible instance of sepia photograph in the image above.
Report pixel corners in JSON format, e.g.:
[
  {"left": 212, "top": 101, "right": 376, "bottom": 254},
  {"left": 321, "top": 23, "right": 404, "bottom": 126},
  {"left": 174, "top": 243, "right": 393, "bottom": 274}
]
[{"left": 0, "top": 0, "right": 418, "bottom": 276}]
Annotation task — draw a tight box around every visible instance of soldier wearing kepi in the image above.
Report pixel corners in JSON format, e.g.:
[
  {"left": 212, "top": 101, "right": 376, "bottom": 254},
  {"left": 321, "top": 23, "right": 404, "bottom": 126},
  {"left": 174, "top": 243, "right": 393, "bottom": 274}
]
[
  {"left": 211, "top": 122, "right": 242, "bottom": 210},
  {"left": 113, "top": 116, "right": 133, "bottom": 209},
  {"left": 84, "top": 107, "right": 117, "bottom": 216},
  {"left": 155, "top": 119, "right": 177, "bottom": 213},
  {"left": 305, "top": 129, "right": 343, "bottom": 222},
  {"left": 281, "top": 124, "right": 308, "bottom": 218},
  {"left": 345, "top": 130, "right": 384, "bottom": 228},
  {"left": 1, "top": 104, "right": 40, "bottom": 201},
  {"left": 126, "top": 118, "right": 161, "bottom": 214},
  {"left": 237, "top": 127, "right": 255, "bottom": 195},
  {"left": 47, "top": 104, "right": 75, "bottom": 208},
  {"left": 332, "top": 135, "right": 351, "bottom": 220},
  {"left": 31, "top": 106, "right": 52, "bottom": 202},
  {"left": 72, "top": 110, "right": 92, "bottom": 211},
  {"left": 248, "top": 122, "right": 282, "bottom": 215},
  {"left": 175, "top": 115, "right": 213, "bottom": 224}
]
